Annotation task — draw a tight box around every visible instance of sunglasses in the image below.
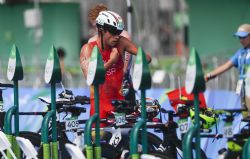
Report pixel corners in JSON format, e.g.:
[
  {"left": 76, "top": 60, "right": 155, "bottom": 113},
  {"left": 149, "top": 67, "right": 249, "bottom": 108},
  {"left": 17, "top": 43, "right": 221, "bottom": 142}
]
[
  {"left": 104, "top": 24, "right": 122, "bottom": 35},
  {"left": 239, "top": 35, "right": 249, "bottom": 39}
]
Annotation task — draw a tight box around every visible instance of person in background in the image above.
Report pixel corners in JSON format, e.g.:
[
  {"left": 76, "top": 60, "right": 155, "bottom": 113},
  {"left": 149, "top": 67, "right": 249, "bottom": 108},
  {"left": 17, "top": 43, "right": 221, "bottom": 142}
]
[
  {"left": 80, "top": 10, "right": 151, "bottom": 122},
  {"left": 57, "top": 47, "right": 72, "bottom": 87},
  {"left": 205, "top": 24, "right": 250, "bottom": 115},
  {"left": 87, "top": 3, "right": 136, "bottom": 103}
]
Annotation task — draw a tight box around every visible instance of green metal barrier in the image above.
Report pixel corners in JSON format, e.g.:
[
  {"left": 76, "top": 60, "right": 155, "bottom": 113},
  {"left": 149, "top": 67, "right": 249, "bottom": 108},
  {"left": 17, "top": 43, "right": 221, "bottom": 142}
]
[
  {"left": 130, "top": 47, "right": 151, "bottom": 158},
  {"left": 41, "top": 46, "right": 61, "bottom": 159},
  {"left": 4, "top": 45, "right": 23, "bottom": 159},
  {"left": 243, "top": 139, "right": 250, "bottom": 158},
  {"left": 182, "top": 48, "right": 205, "bottom": 159},
  {"left": 84, "top": 46, "right": 105, "bottom": 159}
]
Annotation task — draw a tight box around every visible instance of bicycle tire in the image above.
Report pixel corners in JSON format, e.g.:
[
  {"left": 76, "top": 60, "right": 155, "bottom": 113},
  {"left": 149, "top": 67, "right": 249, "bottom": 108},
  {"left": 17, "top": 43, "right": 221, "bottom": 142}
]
[
  {"left": 138, "top": 131, "right": 163, "bottom": 152},
  {"left": 148, "top": 133, "right": 207, "bottom": 159},
  {"left": 223, "top": 149, "right": 241, "bottom": 159},
  {"left": 20, "top": 131, "right": 71, "bottom": 159},
  {"left": 102, "top": 130, "right": 163, "bottom": 153},
  {"left": 149, "top": 151, "right": 173, "bottom": 159},
  {"left": 174, "top": 141, "right": 207, "bottom": 159},
  {"left": 19, "top": 131, "right": 41, "bottom": 159}
]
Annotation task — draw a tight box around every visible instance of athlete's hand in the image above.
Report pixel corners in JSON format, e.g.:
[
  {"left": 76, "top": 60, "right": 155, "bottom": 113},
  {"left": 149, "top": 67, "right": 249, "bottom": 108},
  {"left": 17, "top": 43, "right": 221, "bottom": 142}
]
[
  {"left": 104, "top": 48, "right": 119, "bottom": 70},
  {"left": 109, "top": 48, "right": 119, "bottom": 64}
]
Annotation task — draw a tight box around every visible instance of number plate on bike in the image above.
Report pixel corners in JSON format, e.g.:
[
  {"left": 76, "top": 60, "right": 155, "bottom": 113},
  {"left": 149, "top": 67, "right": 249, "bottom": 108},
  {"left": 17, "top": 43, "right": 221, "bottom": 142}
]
[
  {"left": 223, "top": 122, "right": 233, "bottom": 138},
  {"left": 115, "top": 113, "right": 126, "bottom": 126},
  {"left": 65, "top": 117, "right": 80, "bottom": 130},
  {"left": 178, "top": 118, "right": 189, "bottom": 134}
]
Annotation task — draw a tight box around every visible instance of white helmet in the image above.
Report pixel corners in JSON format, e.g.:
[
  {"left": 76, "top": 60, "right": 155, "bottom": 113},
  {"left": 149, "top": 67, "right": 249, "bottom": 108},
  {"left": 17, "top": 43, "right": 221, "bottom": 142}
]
[{"left": 96, "top": 10, "right": 124, "bottom": 35}]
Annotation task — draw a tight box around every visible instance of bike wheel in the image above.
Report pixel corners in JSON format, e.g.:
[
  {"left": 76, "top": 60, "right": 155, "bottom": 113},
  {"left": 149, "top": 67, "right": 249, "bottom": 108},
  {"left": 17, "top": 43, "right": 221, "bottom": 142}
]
[
  {"left": 155, "top": 138, "right": 207, "bottom": 159},
  {"left": 223, "top": 149, "right": 241, "bottom": 159},
  {"left": 148, "top": 151, "right": 173, "bottom": 159},
  {"left": 102, "top": 130, "right": 163, "bottom": 153},
  {"left": 19, "top": 131, "right": 41, "bottom": 159},
  {"left": 138, "top": 131, "right": 163, "bottom": 152},
  {"left": 100, "top": 143, "right": 121, "bottom": 158},
  {"left": 20, "top": 131, "right": 72, "bottom": 159},
  {"left": 174, "top": 141, "right": 207, "bottom": 159}
]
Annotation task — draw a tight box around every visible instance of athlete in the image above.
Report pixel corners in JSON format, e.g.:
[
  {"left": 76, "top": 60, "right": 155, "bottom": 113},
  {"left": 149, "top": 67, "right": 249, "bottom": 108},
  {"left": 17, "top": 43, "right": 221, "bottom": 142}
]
[
  {"left": 80, "top": 10, "right": 151, "bottom": 120},
  {"left": 87, "top": 3, "right": 135, "bottom": 102}
]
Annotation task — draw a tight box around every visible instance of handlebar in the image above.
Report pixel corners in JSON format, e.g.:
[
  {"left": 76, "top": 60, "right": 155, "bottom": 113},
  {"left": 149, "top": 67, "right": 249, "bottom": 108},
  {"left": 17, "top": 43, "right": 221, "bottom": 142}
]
[
  {"left": 214, "top": 109, "right": 247, "bottom": 122},
  {"left": 39, "top": 95, "right": 90, "bottom": 106},
  {"left": 39, "top": 90, "right": 90, "bottom": 116},
  {"left": 0, "top": 83, "right": 13, "bottom": 89},
  {"left": 111, "top": 99, "right": 137, "bottom": 114},
  {"left": 160, "top": 108, "right": 180, "bottom": 119},
  {"left": 75, "top": 95, "right": 90, "bottom": 105},
  {"left": 169, "top": 99, "right": 195, "bottom": 107},
  {"left": 58, "top": 106, "right": 86, "bottom": 115},
  {"left": 214, "top": 108, "right": 247, "bottom": 114}
]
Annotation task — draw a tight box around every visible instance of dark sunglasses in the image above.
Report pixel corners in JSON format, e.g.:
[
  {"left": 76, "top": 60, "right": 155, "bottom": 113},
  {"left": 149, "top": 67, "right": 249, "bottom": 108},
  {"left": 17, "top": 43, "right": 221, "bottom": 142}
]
[
  {"left": 239, "top": 35, "right": 249, "bottom": 39},
  {"left": 104, "top": 24, "right": 122, "bottom": 35}
]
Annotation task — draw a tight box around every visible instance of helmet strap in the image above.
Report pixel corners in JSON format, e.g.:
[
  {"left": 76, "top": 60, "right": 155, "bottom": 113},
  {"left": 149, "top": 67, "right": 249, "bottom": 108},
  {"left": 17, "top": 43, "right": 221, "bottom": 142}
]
[{"left": 101, "top": 30, "right": 104, "bottom": 51}]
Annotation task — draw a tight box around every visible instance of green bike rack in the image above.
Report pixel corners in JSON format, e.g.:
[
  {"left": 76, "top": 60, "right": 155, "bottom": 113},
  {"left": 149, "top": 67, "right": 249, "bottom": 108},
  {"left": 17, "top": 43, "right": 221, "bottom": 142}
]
[
  {"left": 41, "top": 46, "right": 61, "bottom": 159},
  {"left": 84, "top": 46, "right": 105, "bottom": 159},
  {"left": 4, "top": 45, "right": 23, "bottom": 159},
  {"left": 243, "top": 140, "right": 250, "bottom": 159},
  {"left": 243, "top": 66, "right": 250, "bottom": 159},
  {"left": 183, "top": 48, "right": 205, "bottom": 159},
  {"left": 130, "top": 47, "right": 151, "bottom": 159}
]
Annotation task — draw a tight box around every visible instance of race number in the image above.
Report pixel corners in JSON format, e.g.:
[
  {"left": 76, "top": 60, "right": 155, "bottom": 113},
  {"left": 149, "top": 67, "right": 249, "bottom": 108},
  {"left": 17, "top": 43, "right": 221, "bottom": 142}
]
[
  {"left": 109, "top": 128, "right": 122, "bottom": 147},
  {"left": 178, "top": 118, "right": 189, "bottom": 134},
  {"left": 223, "top": 122, "right": 233, "bottom": 138},
  {"left": 115, "top": 113, "right": 126, "bottom": 126},
  {"left": 65, "top": 117, "right": 80, "bottom": 130}
]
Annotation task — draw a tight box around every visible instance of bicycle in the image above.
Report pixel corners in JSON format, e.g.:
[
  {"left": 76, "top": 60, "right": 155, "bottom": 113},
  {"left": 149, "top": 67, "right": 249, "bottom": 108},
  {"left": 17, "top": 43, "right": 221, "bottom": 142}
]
[
  {"left": 208, "top": 109, "right": 250, "bottom": 159},
  {"left": 100, "top": 97, "right": 208, "bottom": 159},
  {"left": 1, "top": 86, "right": 121, "bottom": 159},
  {"left": 100, "top": 98, "right": 170, "bottom": 159}
]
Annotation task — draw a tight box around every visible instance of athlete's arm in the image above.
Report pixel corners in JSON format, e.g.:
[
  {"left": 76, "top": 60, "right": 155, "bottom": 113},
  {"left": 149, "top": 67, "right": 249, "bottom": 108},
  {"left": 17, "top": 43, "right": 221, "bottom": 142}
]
[
  {"left": 121, "top": 31, "right": 133, "bottom": 74},
  {"left": 118, "top": 37, "right": 152, "bottom": 63},
  {"left": 104, "top": 48, "right": 120, "bottom": 70},
  {"left": 80, "top": 44, "right": 92, "bottom": 78}
]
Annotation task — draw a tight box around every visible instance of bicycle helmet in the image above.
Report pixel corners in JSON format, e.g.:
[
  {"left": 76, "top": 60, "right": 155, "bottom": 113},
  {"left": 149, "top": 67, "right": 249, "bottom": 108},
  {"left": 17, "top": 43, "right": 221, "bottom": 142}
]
[
  {"left": 137, "top": 98, "right": 160, "bottom": 120},
  {"left": 96, "top": 10, "right": 124, "bottom": 35},
  {"left": 189, "top": 107, "right": 218, "bottom": 129}
]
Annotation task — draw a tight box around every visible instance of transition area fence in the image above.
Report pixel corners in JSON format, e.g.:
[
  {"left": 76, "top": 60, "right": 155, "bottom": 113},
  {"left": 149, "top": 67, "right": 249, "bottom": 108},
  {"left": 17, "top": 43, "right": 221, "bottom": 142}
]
[{"left": 0, "top": 55, "right": 238, "bottom": 91}]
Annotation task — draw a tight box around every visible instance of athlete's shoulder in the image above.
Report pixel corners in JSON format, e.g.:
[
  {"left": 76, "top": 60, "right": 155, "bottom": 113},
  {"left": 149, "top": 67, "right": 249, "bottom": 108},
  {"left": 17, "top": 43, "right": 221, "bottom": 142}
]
[
  {"left": 88, "top": 34, "right": 98, "bottom": 43},
  {"left": 80, "top": 43, "right": 94, "bottom": 57}
]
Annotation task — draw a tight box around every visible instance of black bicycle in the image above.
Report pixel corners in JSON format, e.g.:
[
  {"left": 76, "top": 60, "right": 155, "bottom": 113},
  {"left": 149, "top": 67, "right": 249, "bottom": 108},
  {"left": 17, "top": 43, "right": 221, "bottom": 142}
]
[
  {"left": 210, "top": 109, "right": 250, "bottom": 159},
  {"left": 1, "top": 86, "right": 121, "bottom": 159},
  {"left": 100, "top": 98, "right": 208, "bottom": 159}
]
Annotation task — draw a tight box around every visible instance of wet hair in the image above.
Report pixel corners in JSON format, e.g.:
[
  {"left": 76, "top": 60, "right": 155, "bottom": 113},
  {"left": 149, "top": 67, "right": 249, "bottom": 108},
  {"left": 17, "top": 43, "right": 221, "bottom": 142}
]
[{"left": 88, "top": 3, "right": 108, "bottom": 22}]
